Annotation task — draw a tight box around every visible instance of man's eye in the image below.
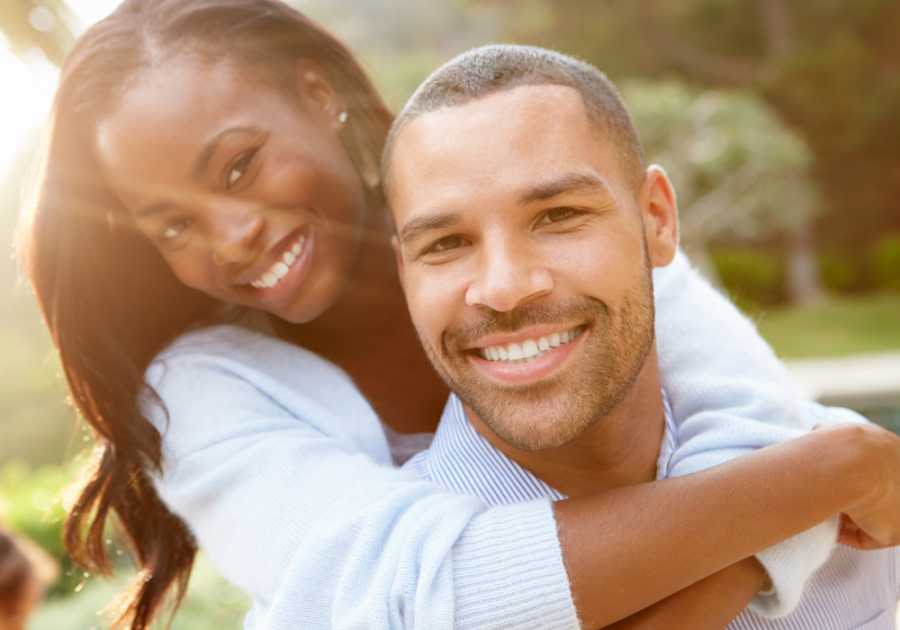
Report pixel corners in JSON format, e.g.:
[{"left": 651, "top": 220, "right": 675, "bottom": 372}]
[
  {"left": 226, "top": 149, "right": 257, "bottom": 188},
  {"left": 160, "top": 217, "right": 193, "bottom": 242},
  {"left": 427, "top": 236, "right": 464, "bottom": 254},
  {"left": 538, "top": 208, "right": 577, "bottom": 226}
]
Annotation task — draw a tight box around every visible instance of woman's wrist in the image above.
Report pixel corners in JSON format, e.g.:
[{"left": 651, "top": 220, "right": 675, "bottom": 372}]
[{"left": 732, "top": 557, "right": 769, "bottom": 595}]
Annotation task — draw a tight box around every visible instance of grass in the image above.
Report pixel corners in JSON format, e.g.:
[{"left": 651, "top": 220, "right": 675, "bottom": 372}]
[{"left": 755, "top": 293, "right": 900, "bottom": 360}]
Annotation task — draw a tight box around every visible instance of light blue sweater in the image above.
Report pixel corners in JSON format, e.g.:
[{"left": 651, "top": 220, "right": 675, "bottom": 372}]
[{"left": 144, "top": 251, "right": 847, "bottom": 629}]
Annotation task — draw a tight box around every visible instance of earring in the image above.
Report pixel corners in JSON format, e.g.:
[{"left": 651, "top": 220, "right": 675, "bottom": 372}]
[{"left": 338, "top": 111, "right": 348, "bottom": 124}]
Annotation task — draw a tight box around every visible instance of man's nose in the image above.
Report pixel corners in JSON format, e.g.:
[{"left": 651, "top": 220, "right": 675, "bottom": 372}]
[
  {"left": 465, "top": 237, "right": 553, "bottom": 312},
  {"left": 207, "top": 202, "right": 265, "bottom": 267}
]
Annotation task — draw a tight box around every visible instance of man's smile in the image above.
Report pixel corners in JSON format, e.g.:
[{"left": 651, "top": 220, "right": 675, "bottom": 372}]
[
  {"left": 466, "top": 325, "right": 590, "bottom": 385},
  {"left": 473, "top": 324, "right": 587, "bottom": 364}
]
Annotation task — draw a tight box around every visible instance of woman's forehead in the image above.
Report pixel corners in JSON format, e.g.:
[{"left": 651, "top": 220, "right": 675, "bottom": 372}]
[{"left": 92, "top": 58, "right": 291, "bottom": 202}]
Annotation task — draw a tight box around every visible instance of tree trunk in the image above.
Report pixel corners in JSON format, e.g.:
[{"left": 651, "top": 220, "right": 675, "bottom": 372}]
[{"left": 787, "top": 222, "right": 824, "bottom": 305}]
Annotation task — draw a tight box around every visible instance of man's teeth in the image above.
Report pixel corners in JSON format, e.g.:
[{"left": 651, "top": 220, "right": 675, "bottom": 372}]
[
  {"left": 479, "top": 326, "right": 585, "bottom": 364},
  {"left": 250, "top": 235, "right": 306, "bottom": 289}
]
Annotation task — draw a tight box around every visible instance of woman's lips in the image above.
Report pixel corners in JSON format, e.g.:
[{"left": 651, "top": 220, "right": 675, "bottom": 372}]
[
  {"left": 249, "top": 232, "right": 307, "bottom": 289},
  {"left": 245, "top": 227, "right": 314, "bottom": 302}
]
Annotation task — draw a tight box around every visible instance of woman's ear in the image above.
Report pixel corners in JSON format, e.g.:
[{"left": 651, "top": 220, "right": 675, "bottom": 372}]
[
  {"left": 295, "top": 60, "right": 347, "bottom": 131},
  {"left": 640, "top": 165, "right": 679, "bottom": 268}
]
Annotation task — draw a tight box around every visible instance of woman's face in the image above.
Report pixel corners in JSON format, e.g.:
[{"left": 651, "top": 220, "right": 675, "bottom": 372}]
[{"left": 94, "top": 55, "right": 367, "bottom": 323}]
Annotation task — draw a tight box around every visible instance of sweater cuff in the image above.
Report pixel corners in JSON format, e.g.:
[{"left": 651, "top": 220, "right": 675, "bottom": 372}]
[
  {"left": 452, "top": 499, "right": 581, "bottom": 630},
  {"left": 748, "top": 516, "right": 839, "bottom": 617}
]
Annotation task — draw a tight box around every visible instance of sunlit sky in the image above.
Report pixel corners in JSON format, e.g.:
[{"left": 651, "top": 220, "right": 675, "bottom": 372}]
[{"left": 0, "top": 0, "right": 124, "bottom": 177}]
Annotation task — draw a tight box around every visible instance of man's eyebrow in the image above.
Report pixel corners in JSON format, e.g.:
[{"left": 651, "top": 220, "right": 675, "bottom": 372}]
[
  {"left": 193, "top": 126, "right": 257, "bottom": 180},
  {"left": 398, "top": 211, "right": 462, "bottom": 245},
  {"left": 517, "top": 173, "right": 612, "bottom": 205}
]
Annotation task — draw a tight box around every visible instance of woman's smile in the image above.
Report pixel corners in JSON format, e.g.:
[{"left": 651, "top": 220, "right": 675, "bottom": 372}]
[
  {"left": 247, "top": 230, "right": 308, "bottom": 290},
  {"left": 243, "top": 227, "right": 314, "bottom": 303}
]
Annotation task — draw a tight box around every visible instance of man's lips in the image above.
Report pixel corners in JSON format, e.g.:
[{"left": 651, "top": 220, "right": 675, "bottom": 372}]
[
  {"left": 467, "top": 325, "right": 588, "bottom": 385},
  {"left": 470, "top": 324, "right": 586, "bottom": 363}
]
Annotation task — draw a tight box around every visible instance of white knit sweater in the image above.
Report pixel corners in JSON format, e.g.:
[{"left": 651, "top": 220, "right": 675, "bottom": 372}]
[{"left": 144, "top": 251, "right": 845, "bottom": 629}]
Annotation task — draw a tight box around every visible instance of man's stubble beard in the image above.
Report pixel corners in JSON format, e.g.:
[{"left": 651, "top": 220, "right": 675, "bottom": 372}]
[{"left": 418, "top": 251, "right": 657, "bottom": 452}]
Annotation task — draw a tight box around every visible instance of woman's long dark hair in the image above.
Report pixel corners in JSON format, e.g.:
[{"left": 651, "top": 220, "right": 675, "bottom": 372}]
[{"left": 16, "top": 1, "right": 394, "bottom": 627}]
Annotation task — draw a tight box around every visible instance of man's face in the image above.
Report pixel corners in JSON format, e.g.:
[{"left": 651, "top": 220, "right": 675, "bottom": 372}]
[{"left": 389, "top": 85, "right": 677, "bottom": 451}]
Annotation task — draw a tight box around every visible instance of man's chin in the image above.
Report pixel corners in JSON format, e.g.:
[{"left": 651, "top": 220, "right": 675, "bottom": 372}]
[{"left": 464, "top": 387, "right": 595, "bottom": 452}]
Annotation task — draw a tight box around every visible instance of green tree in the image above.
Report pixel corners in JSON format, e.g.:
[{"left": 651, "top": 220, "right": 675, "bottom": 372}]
[
  {"left": 483, "top": 0, "right": 900, "bottom": 260},
  {"left": 621, "top": 79, "right": 822, "bottom": 302}
]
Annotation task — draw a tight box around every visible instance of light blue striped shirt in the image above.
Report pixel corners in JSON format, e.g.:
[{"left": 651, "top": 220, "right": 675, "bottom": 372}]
[{"left": 404, "top": 393, "right": 900, "bottom": 629}]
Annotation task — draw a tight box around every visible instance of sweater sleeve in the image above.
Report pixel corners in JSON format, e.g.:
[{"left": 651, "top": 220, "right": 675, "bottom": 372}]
[
  {"left": 144, "top": 325, "right": 578, "bottom": 630},
  {"left": 653, "top": 250, "right": 838, "bottom": 618}
]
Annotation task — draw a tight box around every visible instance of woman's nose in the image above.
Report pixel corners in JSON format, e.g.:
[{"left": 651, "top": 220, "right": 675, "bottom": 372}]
[{"left": 208, "top": 205, "right": 265, "bottom": 267}]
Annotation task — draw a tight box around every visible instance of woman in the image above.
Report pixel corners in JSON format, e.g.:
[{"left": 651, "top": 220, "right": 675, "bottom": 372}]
[{"left": 17, "top": 0, "right": 900, "bottom": 629}]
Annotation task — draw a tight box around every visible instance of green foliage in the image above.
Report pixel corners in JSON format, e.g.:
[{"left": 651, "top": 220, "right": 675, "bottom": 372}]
[
  {"left": 0, "top": 458, "right": 85, "bottom": 598},
  {"left": 757, "top": 294, "right": 900, "bottom": 359},
  {"left": 0, "top": 141, "right": 76, "bottom": 469},
  {"left": 1, "top": 458, "right": 252, "bottom": 628},
  {"left": 293, "top": 0, "right": 504, "bottom": 112},
  {"left": 620, "top": 80, "right": 815, "bottom": 248},
  {"left": 0, "top": 459, "right": 67, "bottom": 558},
  {"left": 483, "top": 0, "right": 900, "bottom": 258},
  {"left": 710, "top": 249, "right": 785, "bottom": 310},
  {"left": 819, "top": 252, "right": 861, "bottom": 293},
  {"left": 29, "top": 552, "right": 251, "bottom": 630},
  {"left": 873, "top": 235, "right": 900, "bottom": 292}
]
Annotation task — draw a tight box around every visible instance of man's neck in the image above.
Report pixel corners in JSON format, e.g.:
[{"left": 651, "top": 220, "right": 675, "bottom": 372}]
[{"left": 465, "top": 349, "right": 666, "bottom": 498}]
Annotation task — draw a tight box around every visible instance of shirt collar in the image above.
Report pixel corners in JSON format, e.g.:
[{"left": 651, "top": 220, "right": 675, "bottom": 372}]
[{"left": 414, "top": 391, "right": 677, "bottom": 505}]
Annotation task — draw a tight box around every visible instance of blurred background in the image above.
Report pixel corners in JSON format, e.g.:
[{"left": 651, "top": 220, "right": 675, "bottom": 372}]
[{"left": 0, "top": 0, "right": 898, "bottom": 627}]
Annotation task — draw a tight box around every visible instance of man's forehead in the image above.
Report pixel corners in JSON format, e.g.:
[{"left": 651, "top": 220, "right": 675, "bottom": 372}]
[
  {"left": 389, "top": 84, "right": 623, "bottom": 226},
  {"left": 396, "top": 84, "right": 590, "bottom": 157}
]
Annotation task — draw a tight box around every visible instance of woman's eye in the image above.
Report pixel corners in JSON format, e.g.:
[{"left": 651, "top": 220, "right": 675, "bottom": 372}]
[
  {"left": 538, "top": 208, "right": 576, "bottom": 226},
  {"left": 160, "top": 217, "right": 193, "bottom": 242},
  {"left": 226, "top": 149, "right": 257, "bottom": 188}
]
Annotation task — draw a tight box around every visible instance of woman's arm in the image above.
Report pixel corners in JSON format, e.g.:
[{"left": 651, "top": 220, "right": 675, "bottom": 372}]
[
  {"left": 147, "top": 326, "right": 579, "bottom": 630},
  {"left": 556, "top": 420, "right": 900, "bottom": 629},
  {"left": 148, "top": 325, "right": 900, "bottom": 630},
  {"left": 602, "top": 558, "right": 766, "bottom": 630},
  {"left": 653, "top": 249, "right": 846, "bottom": 616}
]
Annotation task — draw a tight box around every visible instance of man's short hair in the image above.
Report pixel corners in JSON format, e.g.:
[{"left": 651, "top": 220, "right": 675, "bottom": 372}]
[{"left": 382, "top": 44, "right": 647, "bottom": 197}]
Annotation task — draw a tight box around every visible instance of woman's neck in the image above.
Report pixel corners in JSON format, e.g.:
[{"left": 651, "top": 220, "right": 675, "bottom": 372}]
[
  {"left": 302, "top": 203, "right": 407, "bottom": 339},
  {"left": 285, "top": 199, "right": 449, "bottom": 434}
]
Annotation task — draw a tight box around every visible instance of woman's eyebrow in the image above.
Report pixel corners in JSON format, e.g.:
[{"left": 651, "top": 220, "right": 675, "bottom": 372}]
[
  {"left": 136, "top": 200, "right": 176, "bottom": 218},
  {"left": 193, "top": 126, "right": 257, "bottom": 179}
]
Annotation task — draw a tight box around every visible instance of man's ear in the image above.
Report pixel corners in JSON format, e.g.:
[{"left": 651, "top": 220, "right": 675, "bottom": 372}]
[
  {"left": 295, "top": 60, "right": 346, "bottom": 130},
  {"left": 640, "top": 165, "right": 679, "bottom": 268},
  {"left": 391, "top": 235, "right": 406, "bottom": 291}
]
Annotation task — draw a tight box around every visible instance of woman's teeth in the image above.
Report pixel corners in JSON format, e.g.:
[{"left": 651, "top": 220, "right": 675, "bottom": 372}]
[
  {"left": 478, "top": 326, "right": 585, "bottom": 364},
  {"left": 250, "top": 235, "right": 306, "bottom": 289}
]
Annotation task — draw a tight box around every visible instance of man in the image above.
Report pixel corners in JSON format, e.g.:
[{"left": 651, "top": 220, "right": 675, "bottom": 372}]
[{"left": 384, "top": 45, "right": 899, "bottom": 629}]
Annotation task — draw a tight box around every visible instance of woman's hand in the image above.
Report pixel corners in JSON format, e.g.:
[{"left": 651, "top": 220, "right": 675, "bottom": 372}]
[
  {"left": 813, "top": 421, "right": 900, "bottom": 549},
  {"left": 558, "top": 418, "right": 900, "bottom": 629}
]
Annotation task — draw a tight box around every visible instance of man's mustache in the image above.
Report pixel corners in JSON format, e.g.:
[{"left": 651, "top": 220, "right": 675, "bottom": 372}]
[{"left": 442, "top": 296, "right": 608, "bottom": 354}]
